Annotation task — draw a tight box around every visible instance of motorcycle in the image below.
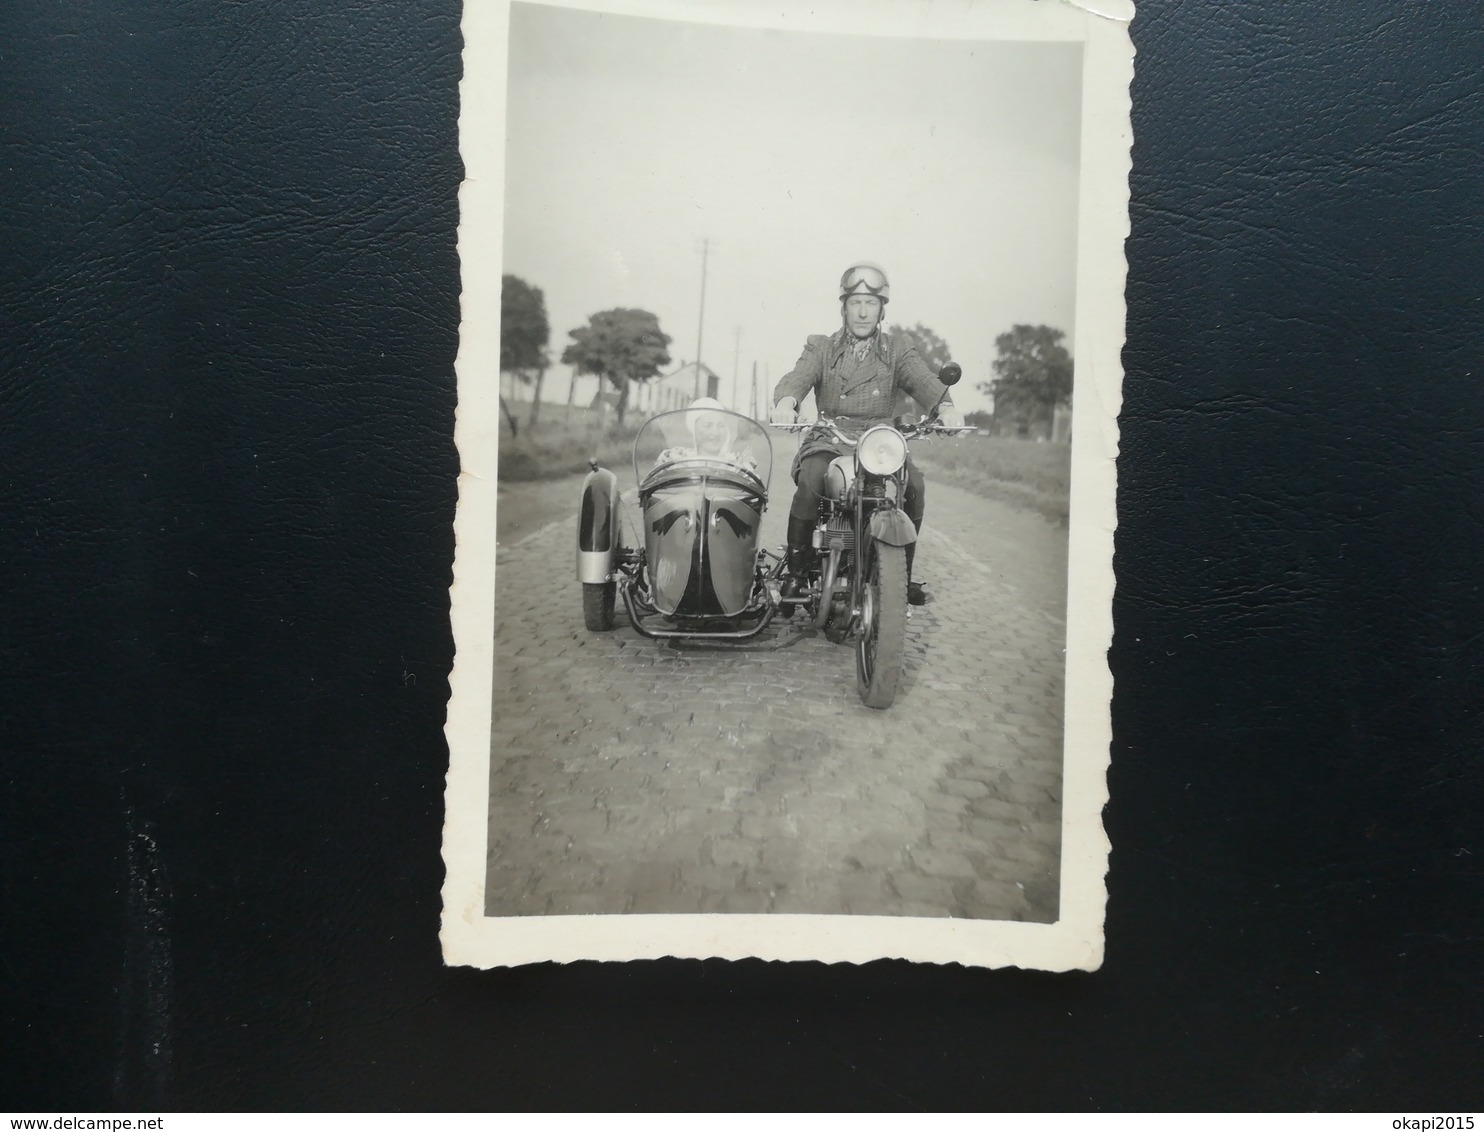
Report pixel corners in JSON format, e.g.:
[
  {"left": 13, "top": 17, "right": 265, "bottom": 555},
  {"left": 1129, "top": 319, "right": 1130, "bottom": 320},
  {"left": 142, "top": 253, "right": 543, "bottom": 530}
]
[
  {"left": 772, "top": 363, "right": 973, "bottom": 707},
  {"left": 575, "top": 364, "right": 971, "bottom": 709}
]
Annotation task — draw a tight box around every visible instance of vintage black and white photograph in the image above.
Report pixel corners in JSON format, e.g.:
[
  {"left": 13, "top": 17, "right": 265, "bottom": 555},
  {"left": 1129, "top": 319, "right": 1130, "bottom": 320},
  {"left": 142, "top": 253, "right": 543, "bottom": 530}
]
[{"left": 443, "top": 0, "right": 1128, "bottom": 968}]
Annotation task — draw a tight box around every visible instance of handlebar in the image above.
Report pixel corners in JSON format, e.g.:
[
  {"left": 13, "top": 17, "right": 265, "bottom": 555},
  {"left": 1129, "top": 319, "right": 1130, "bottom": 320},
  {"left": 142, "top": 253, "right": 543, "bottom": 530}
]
[{"left": 772, "top": 417, "right": 977, "bottom": 443}]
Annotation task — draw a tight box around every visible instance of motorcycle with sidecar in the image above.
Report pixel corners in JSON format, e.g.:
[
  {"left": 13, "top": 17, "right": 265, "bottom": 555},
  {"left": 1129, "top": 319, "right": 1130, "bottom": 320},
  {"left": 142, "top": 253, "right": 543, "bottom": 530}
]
[{"left": 576, "top": 364, "right": 971, "bottom": 708}]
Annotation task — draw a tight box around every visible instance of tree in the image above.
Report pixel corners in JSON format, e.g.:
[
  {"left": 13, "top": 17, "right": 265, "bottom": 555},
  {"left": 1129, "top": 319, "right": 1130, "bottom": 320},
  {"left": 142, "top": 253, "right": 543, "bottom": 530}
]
[
  {"left": 500, "top": 274, "right": 550, "bottom": 430},
  {"left": 561, "top": 308, "right": 672, "bottom": 425},
  {"left": 897, "top": 323, "right": 952, "bottom": 416},
  {"left": 902, "top": 322, "right": 952, "bottom": 371},
  {"left": 980, "top": 324, "right": 1072, "bottom": 437}
]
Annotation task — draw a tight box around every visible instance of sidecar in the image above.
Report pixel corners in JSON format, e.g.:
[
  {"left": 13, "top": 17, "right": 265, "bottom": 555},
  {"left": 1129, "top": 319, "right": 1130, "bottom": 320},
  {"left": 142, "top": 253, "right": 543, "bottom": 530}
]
[{"left": 576, "top": 407, "right": 777, "bottom": 638}]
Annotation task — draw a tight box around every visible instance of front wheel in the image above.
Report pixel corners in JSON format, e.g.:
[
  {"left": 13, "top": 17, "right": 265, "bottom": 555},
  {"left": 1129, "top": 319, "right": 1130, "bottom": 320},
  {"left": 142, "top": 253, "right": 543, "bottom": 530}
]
[
  {"left": 582, "top": 580, "right": 616, "bottom": 632},
  {"left": 855, "top": 541, "right": 908, "bottom": 708}
]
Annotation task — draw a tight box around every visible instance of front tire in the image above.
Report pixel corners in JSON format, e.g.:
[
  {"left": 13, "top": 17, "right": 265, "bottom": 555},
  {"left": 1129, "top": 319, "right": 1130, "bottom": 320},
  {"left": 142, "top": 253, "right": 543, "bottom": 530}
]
[
  {"left": 582, "top": 580, "right": 616, "bottom": 632},
  {"left": 856, "top": 541, "right": 908, "bottom": 708}
]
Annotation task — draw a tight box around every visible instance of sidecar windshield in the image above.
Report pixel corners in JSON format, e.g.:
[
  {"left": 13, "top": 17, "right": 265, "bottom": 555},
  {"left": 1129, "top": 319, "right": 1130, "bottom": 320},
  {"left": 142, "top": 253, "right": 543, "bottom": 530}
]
[{"left": 634, "top": 407, "right": 772, "bottom": 490}]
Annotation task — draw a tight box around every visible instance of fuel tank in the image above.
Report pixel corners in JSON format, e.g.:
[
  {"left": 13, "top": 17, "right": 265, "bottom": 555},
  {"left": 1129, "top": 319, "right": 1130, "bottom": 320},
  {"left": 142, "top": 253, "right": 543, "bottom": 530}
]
[{"left": 823, "top": 455, "right": 855, "bottom": 500}]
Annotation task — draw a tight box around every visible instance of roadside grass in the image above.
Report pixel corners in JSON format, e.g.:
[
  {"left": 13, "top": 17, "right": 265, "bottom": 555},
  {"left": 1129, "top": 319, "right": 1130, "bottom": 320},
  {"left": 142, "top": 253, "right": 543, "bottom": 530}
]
[
  {"left": 912, "top": 435, "right": 1071, "bottom": 525},
  {"left": 497, "top": 404, "right": 642, "bottom": 481}
]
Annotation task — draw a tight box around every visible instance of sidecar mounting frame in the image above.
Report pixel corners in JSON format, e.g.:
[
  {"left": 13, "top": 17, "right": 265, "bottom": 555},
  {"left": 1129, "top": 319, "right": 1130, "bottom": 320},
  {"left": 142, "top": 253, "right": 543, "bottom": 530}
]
[{"left": 620, "top": 580, "right": 778, "bottom": 640}]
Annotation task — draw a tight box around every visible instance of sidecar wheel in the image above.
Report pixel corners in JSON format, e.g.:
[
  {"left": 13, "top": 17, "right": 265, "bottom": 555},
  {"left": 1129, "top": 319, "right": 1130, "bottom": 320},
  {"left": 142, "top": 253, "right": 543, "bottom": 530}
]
[
  {"left": 582, "top": 581, "right": 616, "bottom": 632},
  {"left": 856, "top": 542, "right": 908, "bottom": 709}
]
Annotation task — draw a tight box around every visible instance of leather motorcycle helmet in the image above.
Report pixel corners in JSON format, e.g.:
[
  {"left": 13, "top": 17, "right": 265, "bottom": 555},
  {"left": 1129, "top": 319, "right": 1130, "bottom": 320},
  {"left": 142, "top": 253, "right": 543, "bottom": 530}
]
[
  {"left": 839, "top": 261, "right": 890, "bottom": 304},
  {"left": 685, "top": 396, "right": 727, "bottom": 428},
  {"left": 685, "top": 397, "right": 733, "bottom": 449}
]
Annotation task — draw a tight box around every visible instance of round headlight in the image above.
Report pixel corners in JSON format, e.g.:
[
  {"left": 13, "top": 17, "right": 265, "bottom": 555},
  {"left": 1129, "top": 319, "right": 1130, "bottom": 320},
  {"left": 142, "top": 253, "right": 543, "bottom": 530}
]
[{"left": 857, "top": 426, "right": 907, "bottom": 476}]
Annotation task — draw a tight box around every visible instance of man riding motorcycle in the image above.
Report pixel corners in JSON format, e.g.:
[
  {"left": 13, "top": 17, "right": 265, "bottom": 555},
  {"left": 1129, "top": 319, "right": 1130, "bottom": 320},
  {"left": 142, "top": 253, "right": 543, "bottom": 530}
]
[{"left": 770, "top": 261, "right": 963, "bottom": 605}]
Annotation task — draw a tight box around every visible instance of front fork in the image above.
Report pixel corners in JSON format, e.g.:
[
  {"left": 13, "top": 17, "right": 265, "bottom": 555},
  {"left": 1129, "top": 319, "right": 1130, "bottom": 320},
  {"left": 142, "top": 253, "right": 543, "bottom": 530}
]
[{"left": 848, "top": 473, "right": 917, "bottom": 627}]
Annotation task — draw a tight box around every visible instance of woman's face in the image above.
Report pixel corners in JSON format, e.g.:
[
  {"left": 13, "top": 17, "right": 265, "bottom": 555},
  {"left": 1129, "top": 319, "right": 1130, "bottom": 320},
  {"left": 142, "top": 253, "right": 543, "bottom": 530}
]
[{"left": 694, "top": 414, "right": 729, "bottom": 454}]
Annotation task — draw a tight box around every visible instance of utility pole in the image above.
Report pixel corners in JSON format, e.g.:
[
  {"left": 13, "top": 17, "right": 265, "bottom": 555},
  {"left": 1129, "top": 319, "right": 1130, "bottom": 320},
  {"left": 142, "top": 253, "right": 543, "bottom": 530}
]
[
  {"left": 749, "top": 360, "right": 758, "bottom": 420},
  {"left": 731, "top": 326, "right": 741, "bottom": 412},
  {"left": 694, "top": 237, "right": 709, "bottom": 399}
]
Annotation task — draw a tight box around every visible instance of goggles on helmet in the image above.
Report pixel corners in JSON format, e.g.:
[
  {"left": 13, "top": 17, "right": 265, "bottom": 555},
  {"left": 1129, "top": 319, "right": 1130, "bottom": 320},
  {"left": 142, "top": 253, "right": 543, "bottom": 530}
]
[{"left": 839, "top": 263, "right": 890, "bottom": 302}]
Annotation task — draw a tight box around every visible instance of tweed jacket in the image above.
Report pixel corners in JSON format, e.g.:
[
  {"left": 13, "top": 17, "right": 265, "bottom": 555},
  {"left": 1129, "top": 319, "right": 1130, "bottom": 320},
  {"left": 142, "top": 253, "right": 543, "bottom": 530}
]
[{"left": 773, "top": 327, "right": 947, "bottom": 427}]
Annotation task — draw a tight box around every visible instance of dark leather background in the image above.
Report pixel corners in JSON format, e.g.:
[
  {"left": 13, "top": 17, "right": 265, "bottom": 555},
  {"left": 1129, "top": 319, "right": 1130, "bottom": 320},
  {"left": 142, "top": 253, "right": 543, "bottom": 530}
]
[{"left": 3, "top": 0, "right": 1480, "bottom": 1111}]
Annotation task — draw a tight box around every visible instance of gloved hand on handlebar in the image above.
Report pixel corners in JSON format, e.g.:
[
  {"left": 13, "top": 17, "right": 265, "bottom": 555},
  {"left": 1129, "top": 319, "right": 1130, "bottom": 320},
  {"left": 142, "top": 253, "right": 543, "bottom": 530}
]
[
  {"left": 936, "top": 402, "right": 965, "bottom": 429},
  {"left": 771, "top": 397, "right": 798, "bottom": 425}
]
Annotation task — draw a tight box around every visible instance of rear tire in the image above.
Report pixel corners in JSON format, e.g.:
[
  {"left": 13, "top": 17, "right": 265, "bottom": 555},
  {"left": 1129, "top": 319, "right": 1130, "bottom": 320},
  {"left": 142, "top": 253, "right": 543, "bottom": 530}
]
[
  {"left": 582, "top": 580, "right": 616, "bottom": 632},
  {"left": 856, "top": 541, "right": 908, "bottom": 708}
]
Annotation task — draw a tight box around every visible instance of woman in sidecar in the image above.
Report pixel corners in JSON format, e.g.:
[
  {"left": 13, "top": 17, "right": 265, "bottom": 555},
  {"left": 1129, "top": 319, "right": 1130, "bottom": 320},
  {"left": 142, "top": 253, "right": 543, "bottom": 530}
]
[
  {"left": 576, "top": 400, "right": 775, "bottom": 638},
  {"left": 652, "top": 397, "right": 760, "bottom": 475}
]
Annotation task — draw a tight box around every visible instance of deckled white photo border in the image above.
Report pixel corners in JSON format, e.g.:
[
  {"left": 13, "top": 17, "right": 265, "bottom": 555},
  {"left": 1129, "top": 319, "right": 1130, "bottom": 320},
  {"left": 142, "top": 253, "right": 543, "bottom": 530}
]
[{"left": 442, "top": 0, "right": 1130, "bottom": 969}]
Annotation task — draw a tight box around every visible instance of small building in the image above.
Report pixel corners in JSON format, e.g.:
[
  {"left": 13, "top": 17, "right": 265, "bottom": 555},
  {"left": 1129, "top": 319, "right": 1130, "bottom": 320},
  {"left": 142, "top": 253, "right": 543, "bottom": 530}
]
[{"left": 636, "top": 360, "right": 722, "bottom": 414}]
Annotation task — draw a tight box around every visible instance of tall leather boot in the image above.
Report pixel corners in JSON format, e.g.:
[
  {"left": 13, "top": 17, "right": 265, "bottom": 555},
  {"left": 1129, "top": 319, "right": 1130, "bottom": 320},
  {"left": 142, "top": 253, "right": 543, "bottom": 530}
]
[
  {"left": 785, "top": 514, "right": 814, "bottom": 578},
  {"left": 905, "top": 531, "right": 929, "bottom": 606},
  {"left": 778, "top": 514, "right": 813, "bottom": 617}
]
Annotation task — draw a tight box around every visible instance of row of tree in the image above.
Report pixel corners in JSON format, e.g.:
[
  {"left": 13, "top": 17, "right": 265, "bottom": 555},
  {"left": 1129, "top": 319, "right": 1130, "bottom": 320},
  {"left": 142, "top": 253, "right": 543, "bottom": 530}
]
[
  {"left": 500, "top": 273, "right": 1073, "bottom": 432},
  {"left": 502, "top": 274, "right": 670, "bottom": 433}
]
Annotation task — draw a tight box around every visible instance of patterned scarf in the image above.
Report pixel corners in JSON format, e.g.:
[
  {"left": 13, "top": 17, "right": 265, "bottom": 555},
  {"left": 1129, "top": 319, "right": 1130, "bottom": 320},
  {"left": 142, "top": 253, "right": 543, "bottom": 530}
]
[{"left": 850, "top": 327, "right": 882, "bottom": 362}]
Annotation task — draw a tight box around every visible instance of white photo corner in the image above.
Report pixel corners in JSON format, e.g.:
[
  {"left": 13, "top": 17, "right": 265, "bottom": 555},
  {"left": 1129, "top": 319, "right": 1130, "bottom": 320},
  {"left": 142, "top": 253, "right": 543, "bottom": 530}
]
[{"left": 443, "top": 0, "right": 1131, "bottom": 969}]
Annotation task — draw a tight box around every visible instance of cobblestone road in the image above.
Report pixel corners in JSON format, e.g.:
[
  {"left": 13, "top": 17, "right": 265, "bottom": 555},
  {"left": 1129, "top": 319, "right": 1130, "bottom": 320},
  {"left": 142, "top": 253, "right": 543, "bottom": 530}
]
[{"left": 486, "top": 460, "right": 1067, "bottom": 921}]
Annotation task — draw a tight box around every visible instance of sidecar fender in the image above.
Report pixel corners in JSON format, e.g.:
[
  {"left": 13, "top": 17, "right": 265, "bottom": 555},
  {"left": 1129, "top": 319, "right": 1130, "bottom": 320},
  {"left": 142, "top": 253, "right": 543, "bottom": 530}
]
[
  {"left": 576, "top": 466, "right": 622, "bottom": 584},
  {"left": 866, "top": 509, "right": 918, "bottom": 548}
]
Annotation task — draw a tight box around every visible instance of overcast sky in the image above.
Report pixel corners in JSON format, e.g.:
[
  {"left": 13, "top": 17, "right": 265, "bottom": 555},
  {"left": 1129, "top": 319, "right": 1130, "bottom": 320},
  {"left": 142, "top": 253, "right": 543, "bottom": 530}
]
[{"left": 499, "top": 2, "right": 1083, "bottom": 416}]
